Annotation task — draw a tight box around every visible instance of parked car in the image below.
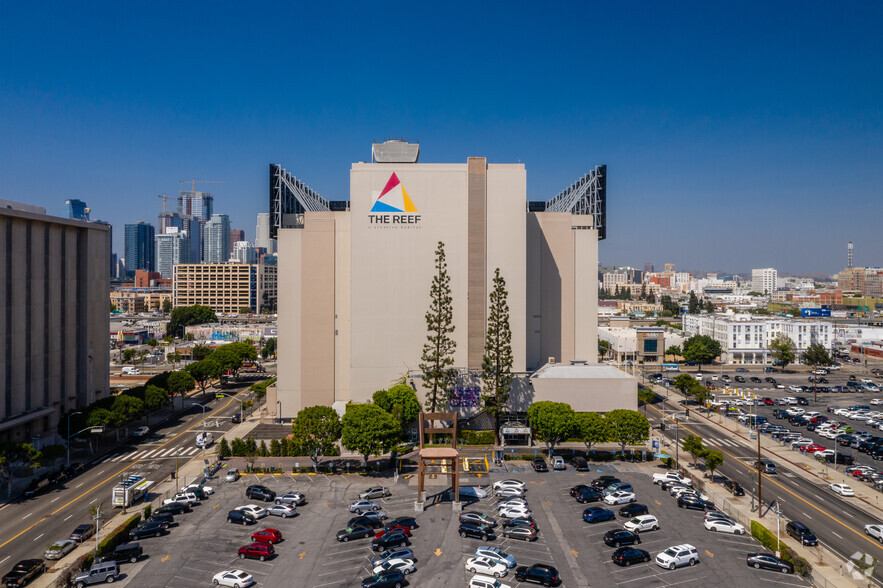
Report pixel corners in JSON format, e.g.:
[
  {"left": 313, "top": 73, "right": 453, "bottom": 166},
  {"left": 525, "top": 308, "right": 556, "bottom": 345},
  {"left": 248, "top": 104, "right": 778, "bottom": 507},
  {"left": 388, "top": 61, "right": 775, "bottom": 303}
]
[
  {"left": 723, "top": 480, "right": 745, "bottom": 496},
  {"left": 245, "top": 485, "right": 275, "bottom": 502},
  {"left": 129, "top": 521, "right": 168, "bottom": 539},
  {"left": 337, "top": 526, "right": 374, "bottom": 542},
  {"left": 350, "top": 500, "right": 382, "bottom": 514},
  {"left": 746, "top": 552, "right": 794, "bottom": 574},
  {"left": 70, "top": 524, "right": 95, "bottom": 542},
  {"left": 618, "top": 503, "right": 649, "bottom": 518},
  {"left": 71, "top": 561, "right": 119, "bottom": 587},
  {"left": 225, "top": 468, "right": 240, "bottom": 482},
  {"left": 156, "top": 502, "right": 190, "bottom": 516},
  {"left": 574, "top": 487, "right": 603, "bottom": 504},
  {"left": 624, "top": 515, "right": 659, "bottom": 533},
  {"left": 227, "top": 510, "right": 257, "bottom": 526},
  {"left": 2, "top": 560, "right": 45, "bottom": 588},
  {"left": 704, "top": 518, "right": 746, "bottom": 534},
  {"left": 43, "top": 539, "right": 77, "bottom": 560},
  {"left": 237, "top": 542, "right": 274, "bottom": 561},
  {"left": 375, "top": 526, "right": 411, "bottom": 539},
  {"left": 785, "top": 521, "right": 818, "bottom": 546},
  {"left": 474, "top": 547, "right": 516, "bottom": 568},
  {"left": 360, "top": 570, "right": 406, "bottom": 588},
  {"left": 211, "top": 570, "right": 255, "bottom": 588},
  {"left": 387, "top": 516, "right": 419, "bottom": 530},
  {"left": 502, "top": 527, "right": 538, "bottom": 541},
  {"left": 149, "top": 512, "right": 175, "bottom": 527},
  {"left": 571, "top": 457, "right": 589, "bottom": 471},
  {"left": 465, "top": 557, "right": 509, "bottom": 578},
  {"left": 275, "top": 492, "right": 306, "bottom": 506},
  {"left": 582, "top": 507, "right": 615, "bottom": 523},
  {"left": 132, "top": 426, "right": 150, "bottom": 437},
  {"left": 163, "top": 492, "right": 199, "bottom": 506},
  {"left": 236, "top": 505, "right": 268, "bottom": 519},
  {"left": 250, "top": 528, "right": 282, "bottom": 544},
  {"left": 531, "top": 457, "right": 549, "bottom": 472},
  {"left": 371, "top": 531, "right": 409, "bottom": 551},
  {"left": 94, "top": 542, "right": 142, "bottom": 565},
  {"left": 551, "top": 456, "right": 566, "bottom": 470},
  {"left": 360, "top": 487, "right": 392, "bottom": 500},
  {"left": 372, "top": 558, "right": 416, "bottom": 576},
  {"left": 611, "top": 547, "right": 651, "bottom": 567},
  {"left": 604, "top": 491, "right": 636, "bottom": 505},
  {"left": 603, "top": 529, "right": 641, "bottom": 547},
  {"left": 677, "top": 495, "right": 715, "bottom": 511},
  {"left": 267, "top": 504, "right": 297, "bottom": 518},
  {"left": 372, "top": 548, "right": 417, "bottom": 567},
  {"left": 460, "top": 512, "right": 498, "bottom": 527},
  {"left": 459, "top": 523, "right": 496, "bottom": 540},
  {"left": 593, "top": 475, "right": 620, "bottom": 489},
  {"left": 655, "top": 544, "right": 699, "bottom": 570},
  {"left": 514, "top": 564, "right": 559, "bottom": 586}
]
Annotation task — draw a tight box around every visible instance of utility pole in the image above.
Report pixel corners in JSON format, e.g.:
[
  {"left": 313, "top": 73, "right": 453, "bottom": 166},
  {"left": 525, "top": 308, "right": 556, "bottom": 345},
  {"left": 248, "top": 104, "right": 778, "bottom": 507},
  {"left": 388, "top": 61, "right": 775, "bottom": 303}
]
[{"left": 757, "top": 424, "right": 763, "bottom": 516}]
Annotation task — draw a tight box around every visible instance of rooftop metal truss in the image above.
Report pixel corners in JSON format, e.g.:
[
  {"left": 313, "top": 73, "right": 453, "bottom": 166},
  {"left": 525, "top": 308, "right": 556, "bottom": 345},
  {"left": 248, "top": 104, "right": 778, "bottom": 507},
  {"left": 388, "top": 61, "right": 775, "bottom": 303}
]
[
  {"left": 269, "top": 164, "right": 330, "bottom": 238},
  {"left": 544, "top": 164, "right": 606, "bottom": 240}
]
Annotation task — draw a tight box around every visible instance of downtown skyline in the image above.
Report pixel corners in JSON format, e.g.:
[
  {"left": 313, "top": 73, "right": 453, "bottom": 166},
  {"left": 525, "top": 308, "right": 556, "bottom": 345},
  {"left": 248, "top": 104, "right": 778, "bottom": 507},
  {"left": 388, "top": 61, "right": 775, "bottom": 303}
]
[{"left": 1, "top": 1, "right": 881, "bottom": 274}]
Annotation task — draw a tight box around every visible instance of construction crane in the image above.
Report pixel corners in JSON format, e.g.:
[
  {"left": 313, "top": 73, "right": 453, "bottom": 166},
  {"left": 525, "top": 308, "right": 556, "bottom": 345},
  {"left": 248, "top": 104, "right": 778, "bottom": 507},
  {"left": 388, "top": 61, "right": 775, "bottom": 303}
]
[
  {"left": 179, "top": 179, "right": 226, "bottom": 195},
  {"left": 157, "top": 193, "right": 175, "bottom": 214}
]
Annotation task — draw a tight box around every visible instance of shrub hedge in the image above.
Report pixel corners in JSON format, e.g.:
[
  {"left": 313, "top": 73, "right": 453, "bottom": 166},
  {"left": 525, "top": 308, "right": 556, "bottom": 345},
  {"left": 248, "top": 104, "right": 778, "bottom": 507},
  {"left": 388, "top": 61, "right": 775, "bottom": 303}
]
[{"left": 750, "top": 520, "right": 812, "bottom": 576}]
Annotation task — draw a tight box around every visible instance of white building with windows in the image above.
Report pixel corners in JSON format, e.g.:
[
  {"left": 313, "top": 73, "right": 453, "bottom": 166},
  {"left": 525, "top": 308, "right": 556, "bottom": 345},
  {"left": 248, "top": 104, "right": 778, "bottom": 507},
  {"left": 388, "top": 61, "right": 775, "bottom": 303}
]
[
  {"left": 682, "top": 313, "right": 832, "bottom": 364},
  {"left": 751, "top": 268, "right": 778, "bottom": 294},
  {"left": 155, "top": 227, "right": 190, "bottom": 279}
]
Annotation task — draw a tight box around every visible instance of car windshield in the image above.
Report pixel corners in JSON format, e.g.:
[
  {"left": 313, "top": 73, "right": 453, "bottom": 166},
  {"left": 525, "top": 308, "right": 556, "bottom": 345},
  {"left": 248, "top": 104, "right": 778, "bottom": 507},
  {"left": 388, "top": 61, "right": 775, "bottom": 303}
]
[
  {"left": 629, "top": 518, "right": 642, "bottom": 524},
  {"left": 664, "top": 548, "right": 677, "bottom": 557}
]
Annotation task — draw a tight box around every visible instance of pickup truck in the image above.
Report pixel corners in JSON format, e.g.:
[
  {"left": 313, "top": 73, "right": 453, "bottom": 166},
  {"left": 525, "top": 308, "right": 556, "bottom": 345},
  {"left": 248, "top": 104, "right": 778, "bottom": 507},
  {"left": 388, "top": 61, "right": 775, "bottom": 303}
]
[
  {"left": 2, "top": 559, "right": 46, "bottom": 587},
  {"left": 652, "top": 472, "right": 692, "bottom": 486}
]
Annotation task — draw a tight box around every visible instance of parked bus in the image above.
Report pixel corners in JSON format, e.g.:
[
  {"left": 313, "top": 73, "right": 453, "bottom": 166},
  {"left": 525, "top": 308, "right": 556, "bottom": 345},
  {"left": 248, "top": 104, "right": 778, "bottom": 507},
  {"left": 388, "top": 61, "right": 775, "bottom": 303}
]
[{"left": 662, "top": 363, "right": 681, "bottom": 372}]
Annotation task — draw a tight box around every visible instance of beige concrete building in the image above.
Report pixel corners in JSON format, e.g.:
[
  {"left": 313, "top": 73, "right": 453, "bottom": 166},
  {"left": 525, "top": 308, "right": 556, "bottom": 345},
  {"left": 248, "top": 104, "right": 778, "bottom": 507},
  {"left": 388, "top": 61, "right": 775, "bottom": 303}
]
[
  {"left": 0, "top": 205, "right": 110, "bottom": 442},
  {"left": 173, "top": 262, "right": 277, "bottom": 314},
  {"left": 277, "top": 150, "right": 631, "bottom": 415}
]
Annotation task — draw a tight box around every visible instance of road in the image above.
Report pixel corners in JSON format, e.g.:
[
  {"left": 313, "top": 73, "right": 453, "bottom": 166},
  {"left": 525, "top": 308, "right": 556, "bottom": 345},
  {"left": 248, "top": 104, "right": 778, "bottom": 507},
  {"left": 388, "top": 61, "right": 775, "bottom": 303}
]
[
  {"left": 0, "top": 385, "right": 254, "bottom": 571},
  {"left": 647, "top": 391, "right": 883, "bottom": 584}
]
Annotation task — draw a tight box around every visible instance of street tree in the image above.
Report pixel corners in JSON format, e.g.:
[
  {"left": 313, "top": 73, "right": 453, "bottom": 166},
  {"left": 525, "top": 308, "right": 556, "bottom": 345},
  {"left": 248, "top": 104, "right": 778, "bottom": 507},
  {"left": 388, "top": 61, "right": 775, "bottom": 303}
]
[
  {"left": 481, "top": 269, "right": 514, "bottom": 446},
  {"left": 419, "top": 242, "right": 457, "bottom": 413},
  {"left": 665, "top": 345, "right": 682, "bottom": 362},
  {"left": 372, "top": 384, "right": 421, "bottom": 434},
  {"left": 162, "top": 298, "right": 172, "bottom": 313},
  {"left": 704, "top": 450, "right": 724, "bottom": 480},
  {"left": 682, "top": 335, "right": 722, "bottom": 370},
  {"left": 682, "top": 434, "right": 706, "bottom": 466},
  {"left": 688, "top": 291, "right": 700, "bottom": 314},
  {"left": 144, "top": 385, "right": 168, "bottom": 411},
  {"left": 186, "top": 358, "right": 222, "bottom": 395},
  {"left": 168, "top": 351, "right": 182, "bottom": 366},
  {"left": 87, "top": 408, "right": 112, "bottom": 428},
  {"left": 527, "top": 401, "right": 576, "bottom": 455},
  {"left": 605, "top": 409, "right": 650, "bottom": 456},
  {"left": 167, "top": 370, "right": 196, "bottom": 409},
  {"left": 166, "top": 304, "right": 218, "bottom": 338},
  {"left": 598, "top": 339, "right": 612, "bottom": 361},
  {"left": 122, "top": 349, "right": 137, "bottom": 364},
  {"left": 803, "top": 343, "right": 833, "bottom": 401},
  {"left": 769, "top": 334, "right": 796, "bottom": 371},
  {"left": 110, "top": 395, "right": 144, "bottom": 426},
  {"left": 692, "top": 385, "right": 711, "bottom": 408},
  {"left": 261, "top": 337, "right": 277, "bottom": 359},
  {"left": 291, "top": 406, "right": 343, "bottom": 471},
  {"left": 192, "top": 344, "right": 213, "bottom": 361},
  {"left": 0, "top": 442, "right": 41, "bottom": 498},
  {"left": 674, "top": 374, "right": 696, "bottom": 395},
  {"left": 341, "top": 404, "right": 400, "bottom": 468},
  {"left": 575, "top": 412, "right": 609, "bottom": 453}
]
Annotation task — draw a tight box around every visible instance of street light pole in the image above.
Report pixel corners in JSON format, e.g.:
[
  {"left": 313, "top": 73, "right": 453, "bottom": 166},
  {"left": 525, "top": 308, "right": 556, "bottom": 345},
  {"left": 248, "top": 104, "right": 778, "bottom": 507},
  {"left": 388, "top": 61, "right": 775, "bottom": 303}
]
[
  {"left": 67, "top": 411, "right": 83, "bottom": 468},
  {"left": 757, "top": 422, "right": 763, "bottom": 516}
]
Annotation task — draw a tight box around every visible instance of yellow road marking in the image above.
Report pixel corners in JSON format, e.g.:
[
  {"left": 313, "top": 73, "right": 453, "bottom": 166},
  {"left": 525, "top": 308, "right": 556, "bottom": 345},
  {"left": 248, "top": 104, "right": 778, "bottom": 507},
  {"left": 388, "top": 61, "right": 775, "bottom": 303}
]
[
  {"left": 161, "top": 554, "right": 170, "bottom": 563},
  {"left": 571, "top": 549, "right": 579, "bottom": 558},
  {"left": 299, "top": 551, "right": 306, "bottom": 560},
  {"left": 705, "top": 549, "right": 714, "bottom": 558},
  {"left": 213, "top": 503, "right": 220, "bottom": 509},
  {"left": 651, "top": 404, "right": 883, "bottom": 551},
  {"left": 0, "top": 392, "right": 245, "bottom": 551},
  {"left": 434, "top": 548, "right": 443, "bottom": 557}
]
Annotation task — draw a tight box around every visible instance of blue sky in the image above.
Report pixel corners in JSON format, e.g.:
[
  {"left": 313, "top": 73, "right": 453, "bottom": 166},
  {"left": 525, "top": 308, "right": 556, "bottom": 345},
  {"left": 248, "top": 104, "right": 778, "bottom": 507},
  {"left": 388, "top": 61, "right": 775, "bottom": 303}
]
[{"left": 1, "top": 1, "right": 880, "bottom": 274}]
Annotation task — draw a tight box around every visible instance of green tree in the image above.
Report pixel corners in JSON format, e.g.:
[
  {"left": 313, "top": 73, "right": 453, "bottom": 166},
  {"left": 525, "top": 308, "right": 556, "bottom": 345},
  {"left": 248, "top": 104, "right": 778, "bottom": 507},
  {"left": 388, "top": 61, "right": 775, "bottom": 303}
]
[
  {"left": 640, "top": 283, "right": 647, "bottom": 300},
  {"left": 575, "top": 412, "right": 609, "bottom": 453},
  {"left": 122, "top": 348, "right": 137, "bottom": 364},
  {"left": 162, "top": 298, "right": 172, "bottom": 313},
  {"left": 166, "top": 304, "right": 218, "bottom": 338},
  {"left": 372, "top": 384, "right": 421, "bottom": 434},
  {"left": 261, "top": 337, "right": 277, "bottom": 359},
  {"left": 291, "top": 405, "right": 344, "bottom": 471},
  {"left": 704, "top": 449, "right": 724, "bottom": 480},
  {"left": 341, "top": 404, "right": 400, "bottom": 468},
  {"left": 270, "top": 439, "right": 281, "bottom": 457},
  {"left": 481, "top": 269, "right": 514, "bottom": 446},
  {"left": 682, "top": 434, "right": 706, "bottom": 466},
  {"left": 688, "top": 291, "right": 700, "bottom": 314},
  {"left": 218, "top": 437, "right": 231, "bottom": 458},
  {"left": 147, "top": 338, "right": 158, "bottom": 350},
  {"left": 144, "top": 385, "right": 168, "bottom": 411},
  {"left": 259, "top": 441, "right": 269, "bottom": 457},
  {"left": 192, "top": 344, "right": 213, "bottom": 361},
  {"left": 0, "top": 442, "right": 41, "bottom": 498},
  {"left": 769, "top": 334, "right": 796, "bottom": 371},
  {"left": 704, "top": 300, "right": 714, "bottom": 313},
  {"left": 87, "top": 408, "right": 113, "bottom": 428},
  {"left": 605, "top": 409, "right": 649, "bottom": 455},
  {"left": 647, "top": 292, "right": 656, "bottom": 304},
  {"left": 692, "top": 385, "right": 711, "bottom": 407},
  {"left": 419, "top": 242, "right": 457, "bottom": 412},
  {"left": 747, "top": 291, "right": 763, "bottom": 297},
  {"left": 186, "top": 358, "right": 222, "bottom": 395},
  {"left": 168, "top": 351, "right": 182, "bottom": 366},
  {"left": 665, "top": 345, "right": 682, "bottom": 362},
  {"left": 527, "top": 401, "right": 576, "bottom": 455},
  {"left": 803, "top": 343, "right": 832, "bottom": 401},
  {"left": 110, "top": 395, "right": 144, "bottom": 426},
  {"left": 598, "top": 339, "right": 612, "bottom": 361},
  {"left": 682, "top": 335, "right": 722, "bottom": 370},
  {"left": 674, "top": 374, "right": 696, "bottom": 395},
  {"left": 167, "top": 370, "right": 196, "bottom": 409},
  {"left": 230, "top": 438, "right": 246, "bottom": 456}
]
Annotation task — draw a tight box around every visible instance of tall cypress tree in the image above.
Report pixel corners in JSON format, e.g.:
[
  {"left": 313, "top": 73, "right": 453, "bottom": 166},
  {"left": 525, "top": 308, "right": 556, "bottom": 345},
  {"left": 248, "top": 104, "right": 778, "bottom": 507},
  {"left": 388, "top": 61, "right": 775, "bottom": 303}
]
[
  {"left": 419, "top": 242, "right": 457, "bottom": 413},
  {"left": 481, "top": 269, "right": 513, "bottom": 446}
]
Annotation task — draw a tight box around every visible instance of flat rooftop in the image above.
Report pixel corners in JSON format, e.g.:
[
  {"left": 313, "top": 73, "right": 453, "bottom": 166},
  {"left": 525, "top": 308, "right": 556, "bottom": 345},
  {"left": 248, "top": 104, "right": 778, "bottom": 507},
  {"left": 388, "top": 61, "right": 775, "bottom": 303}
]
[{"left": 531, "top": 363, "right": 634, "bottom": 379}]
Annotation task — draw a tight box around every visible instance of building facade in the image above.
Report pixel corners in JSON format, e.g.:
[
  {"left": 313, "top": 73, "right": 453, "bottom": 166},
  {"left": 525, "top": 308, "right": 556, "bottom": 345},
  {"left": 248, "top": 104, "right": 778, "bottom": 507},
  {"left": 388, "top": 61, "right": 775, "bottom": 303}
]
[
  {"left": 124, "top": 222, "right": 155, "bottom": 276},
  {"left": 0, "top": 206, "right": 110, "bottom": 442},
  {"left": 202, "top": 214, "right": 231, "bottom": 263},
  {"left": 255, "top": 212, "right": 277, "bottom": 254},
  {"left": 751, "top": 268, "right": 778, "bottom": 294},
  {"left": 65, "top": 199, "right": 89, "bottom": 221},
  {"left": 277, "top": 153, "right": 606, "bottom": 413},
  {"left": 232, "top": 241, "right": 256, "bottom": 264},
  {"left": 173, "top": 262, "right": 276, "bottom": 314},
  {"left": 155, "top": 227, "right": 191, "bottom": 279},
  {"left": 229, "top": 230, "right": 245, "bottom": 253}
]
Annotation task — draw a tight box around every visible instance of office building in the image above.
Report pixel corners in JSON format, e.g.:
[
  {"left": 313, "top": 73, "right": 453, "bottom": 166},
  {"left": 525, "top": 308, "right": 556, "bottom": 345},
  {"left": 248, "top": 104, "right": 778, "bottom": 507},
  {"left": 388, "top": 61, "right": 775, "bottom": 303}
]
[
  {"left": 255, "top": 212, "right": 277, "bottom": 254},
  {"left": 0, "top": 204, "right": 110, "bottom": 441},
  {"left": 202, "top": 214, "right": 230, "bottom": 263},
  {"left": 230, "top": 229, "right": 245, "bottom": 254},
  {"left": 177, "top": 191, "right": 213, "bottom": 222},
  {"left": 157, "top": 211, "right": 184, "bottom": 234},
  {"left": 602, "top": 272, "right": 628, "bottom": 292},
  {"left": 232, "top": 241, "right": 257, "bottom": 264},
  {"left": 751, "top": 268, "right": 778, "bottom": 295},
  {"left": 644, "top": 263, "right": 654, "bottom": 274},
  {"left": 173, "top": 262, "right": 276, "bottom": 314},
  {"left": 65, "top": 199, "right": 90, "bottom": 221},
  {"left": 155, "top": 227, "right": 191, "bottom": 279},
  {"left": 124, "top": 222, "right": 155, "bottom": 276},
  {"left": 275, "top": 144, "right": 630, "bottom": 415}
]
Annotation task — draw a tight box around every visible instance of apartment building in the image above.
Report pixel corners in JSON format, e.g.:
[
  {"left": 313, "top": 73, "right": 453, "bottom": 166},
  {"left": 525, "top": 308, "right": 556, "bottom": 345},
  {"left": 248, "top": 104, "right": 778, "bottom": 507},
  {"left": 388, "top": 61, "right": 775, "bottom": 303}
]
[{"left": 173, "top": 262, "right": 277, "bottom": 314}]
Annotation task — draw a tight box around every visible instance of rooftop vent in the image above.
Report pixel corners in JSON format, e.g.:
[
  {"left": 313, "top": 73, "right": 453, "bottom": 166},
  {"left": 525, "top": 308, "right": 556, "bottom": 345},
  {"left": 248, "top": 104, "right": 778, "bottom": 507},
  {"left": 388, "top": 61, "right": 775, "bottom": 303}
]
[{"left": 372, "top": 139, "right": 419, "bottom": 163}]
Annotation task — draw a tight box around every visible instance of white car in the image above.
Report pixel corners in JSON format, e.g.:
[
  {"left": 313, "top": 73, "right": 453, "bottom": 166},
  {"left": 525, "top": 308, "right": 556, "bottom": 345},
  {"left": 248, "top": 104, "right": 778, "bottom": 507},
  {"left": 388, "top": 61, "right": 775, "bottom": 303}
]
[
  {"left": 465, "top": 556, "right": 508, "bottom": 578},
  {"left": 474, "top": 546, "right": 516, "bottom": 568},
  {"left": 497, "top": 506, "right": 531, "bottom": 519},
  {"left": 816, "top": 449, "right": 836, "bottom": 459},
  {"left": 865, "top": 524, "right": 883, "bottom": 541},
  {"left": 372, "top": 558, "right": 416, "bottom": 575},
  {"left": 872, "top": 399, "right": 883, "bottom": 406},
  {"left": 43, "top": 539, "right": 77, "bottom": 560},
  {"left": 497, "top": 497, "right": 529, "bottom": 509},
  {"left": 830, "top": 483, "right": 855, "bottom": 496},
  {"left": 652, "top": 472, "right": 692, "bottom": 486},
  {"left": 704, "top": 518, "right": 746, "bottom": 534},
  {"left": 788, "top": 386, "right": 803, "bottom": 393},
  {"left": 132, "top": 426, "right": 150, "bottom": 437},
  {"left": 492, "top": 480, "right": 525, "bottom": 491},
  {"left": 236, "top": 504, "right": 268, "bottom": 519},
  {"left": 349, "top": 500, "right": 381, "bottom": 513},
  {"left": 655, "top": 544, "right": 699, "bottom": 570},
  {"left": 266, "top": 504, "right": 297, "bottom": 518},
  {"left": 212, "top": 569, "right": 255, "bottom": 588},
  {"left": 163, "top": 492, "right": 199, "bottom": 506},
  {"left": 469, "top": 575, "right": 513, "bottom": 588},
  {"left": 603, "top": 491, "right": 636, "bottom": 505},
  {"left": 184, "top": 483, "right": 213, "bottom": 495},
  {"left": 624, "top": 515, "right": 659, "bottom": 533},
  {"left": 495, "top": 486, "right": 525, "bottom": 498}
]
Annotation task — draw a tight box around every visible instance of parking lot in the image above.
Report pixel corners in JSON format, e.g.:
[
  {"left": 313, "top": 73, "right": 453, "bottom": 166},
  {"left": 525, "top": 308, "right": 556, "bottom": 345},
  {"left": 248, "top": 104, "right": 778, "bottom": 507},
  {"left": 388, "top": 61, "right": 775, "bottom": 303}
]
[{"left": 111, "top": 460, "right": 811, "bottom": 587}]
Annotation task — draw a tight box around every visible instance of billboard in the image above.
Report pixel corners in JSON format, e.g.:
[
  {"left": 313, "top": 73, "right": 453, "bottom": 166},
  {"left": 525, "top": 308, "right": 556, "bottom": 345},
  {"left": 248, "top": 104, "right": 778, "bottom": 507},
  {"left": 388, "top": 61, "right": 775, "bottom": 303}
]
[{"left": 801, "top": 308, "right": 831, "bottom": 317}]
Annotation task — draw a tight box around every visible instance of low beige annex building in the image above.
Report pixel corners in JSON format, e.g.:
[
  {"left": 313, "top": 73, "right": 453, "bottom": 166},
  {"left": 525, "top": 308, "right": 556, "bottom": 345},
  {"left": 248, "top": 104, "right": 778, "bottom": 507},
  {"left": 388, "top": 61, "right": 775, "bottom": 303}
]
[{"left": 274, "top": 142, "right": 636, "bottom": 417}]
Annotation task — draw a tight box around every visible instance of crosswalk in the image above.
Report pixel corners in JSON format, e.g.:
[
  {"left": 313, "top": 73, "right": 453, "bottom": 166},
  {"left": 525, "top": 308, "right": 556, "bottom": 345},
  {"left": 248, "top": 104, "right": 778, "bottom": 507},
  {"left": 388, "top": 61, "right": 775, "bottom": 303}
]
[{"left": 100, "top": 446, "right": 203, "bottom": 463}]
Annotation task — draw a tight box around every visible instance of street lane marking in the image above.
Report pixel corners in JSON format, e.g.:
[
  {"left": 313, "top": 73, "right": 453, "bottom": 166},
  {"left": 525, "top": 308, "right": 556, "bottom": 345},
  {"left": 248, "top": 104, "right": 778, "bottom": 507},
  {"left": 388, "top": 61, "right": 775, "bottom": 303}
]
[
  {"left": 32, "top": 533, "right": 43, "bottom": 542},
  {"left": 833, "top": 531, "right": 844, "bottom": 539},
  {"left": 63, "top": 515, "right": 73, "bottom": 521},
  {"left": 0, "top": 556, "right": 7, "bottom": 566},
  {"left": 802, "top": 512, "right": 813, "bottom": 519},
  {"left": 21, "top": 513, "right": 32, "bottom": 519},
  {"left": 75, "top": 483, "right": 83, "bottom": 488}
]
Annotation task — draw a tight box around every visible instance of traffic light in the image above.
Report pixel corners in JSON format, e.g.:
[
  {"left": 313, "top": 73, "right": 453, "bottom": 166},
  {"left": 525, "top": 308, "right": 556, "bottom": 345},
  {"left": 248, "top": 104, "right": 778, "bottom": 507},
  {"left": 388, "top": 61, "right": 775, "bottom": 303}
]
[
  {"left": 685, "top": 408, "right": 690, "bottom": 417},
  {"left": 660, "top": 422, "right": 666, "bottom": 432}
]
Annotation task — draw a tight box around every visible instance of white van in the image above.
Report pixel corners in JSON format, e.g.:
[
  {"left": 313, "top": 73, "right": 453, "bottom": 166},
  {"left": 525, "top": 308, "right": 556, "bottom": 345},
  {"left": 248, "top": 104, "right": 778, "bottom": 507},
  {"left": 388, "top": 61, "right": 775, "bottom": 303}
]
[
  {"left": 196, "top": 432, "right": 214, "bottom": 448},
  {"left": 121, "top": 367, "right": 141, "bottom": 375}
]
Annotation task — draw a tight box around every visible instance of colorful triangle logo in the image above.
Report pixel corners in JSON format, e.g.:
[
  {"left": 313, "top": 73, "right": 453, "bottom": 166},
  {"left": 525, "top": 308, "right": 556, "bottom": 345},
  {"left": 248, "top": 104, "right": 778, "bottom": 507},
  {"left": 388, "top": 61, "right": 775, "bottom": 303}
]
[{"left": 371, "top": 172, "right": 418, "bottom": 213}]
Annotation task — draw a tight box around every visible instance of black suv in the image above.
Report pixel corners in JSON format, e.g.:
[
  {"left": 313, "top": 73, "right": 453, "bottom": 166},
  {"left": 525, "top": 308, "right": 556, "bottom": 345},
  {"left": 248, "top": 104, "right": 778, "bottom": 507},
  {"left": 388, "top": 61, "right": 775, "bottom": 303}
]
[
  {"left": 349, "top": 515, "right": 384, "bottom": 529},
  {"left": 155, "top": 502, "right": 190, "bottom": 516},
  {"left": 129, "top": 520, "right": 168, "bottom": 539},
  {"left": 786, "top": 521, "right": 817, "bottom": 546},
  {"left": 148, "top": 512, "right": 175, "bottom": 527},
  {"left": 571, "top": 456, "right": 589, "bottom": 471},
  {"left": 246, "top": 485, "right": 276, "bottom": 502},
  {"left": 532, "top": 457, "right": 549, "bottom": 472},
  {"left": 618, "top": 503, "right": 648, "bottom": 518},
  {"left": 796, "top": 397, "right": 810, "bottom": 406},
  {"left": 227, "top": 510, "right": 257, "bottom": 525},
  {"left": 371, "top": 531, "right": 409, "bottom": 551},
  {"left": 603, "top": 529, "right": 641, "bottom": 547},
  {"left": 361, "top": 570, "right": 406, "bottom": 588},
  {"left": 458, "top": 523, "right": 495, "bottom": 540},
  {"left": 575, "top": 487, "right": 603, "bottom": 503},
  {"left": 95, "top": 542, "right": 143, "bottom": 564},
  {"left": 591, "top": 476, "right": 618, "bottom": 490},
  {"left": 724, "top": 480, "right": 745, "bottom": 496},
  {"left": 515, "top": 563, "right": 560, "bottom": 586}
]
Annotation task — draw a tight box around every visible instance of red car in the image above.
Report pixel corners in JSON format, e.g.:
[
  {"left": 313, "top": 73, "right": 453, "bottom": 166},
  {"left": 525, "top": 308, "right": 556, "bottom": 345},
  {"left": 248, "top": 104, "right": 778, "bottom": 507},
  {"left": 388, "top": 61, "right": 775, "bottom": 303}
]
[
  {"left": 374, "top": 526, "right": 411, "bottom": 539},
  {"left": 237, "top": 542, "right": 274, "bottom": 561},
  {"left": 762, "top": 398, "right": 774, "bottom": 405},
  {"left": 250, "top": 528, "right": 283, "bottom": 544},
  {"left": 804, "top": 444, "right": 826, "bottom": 453}
]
